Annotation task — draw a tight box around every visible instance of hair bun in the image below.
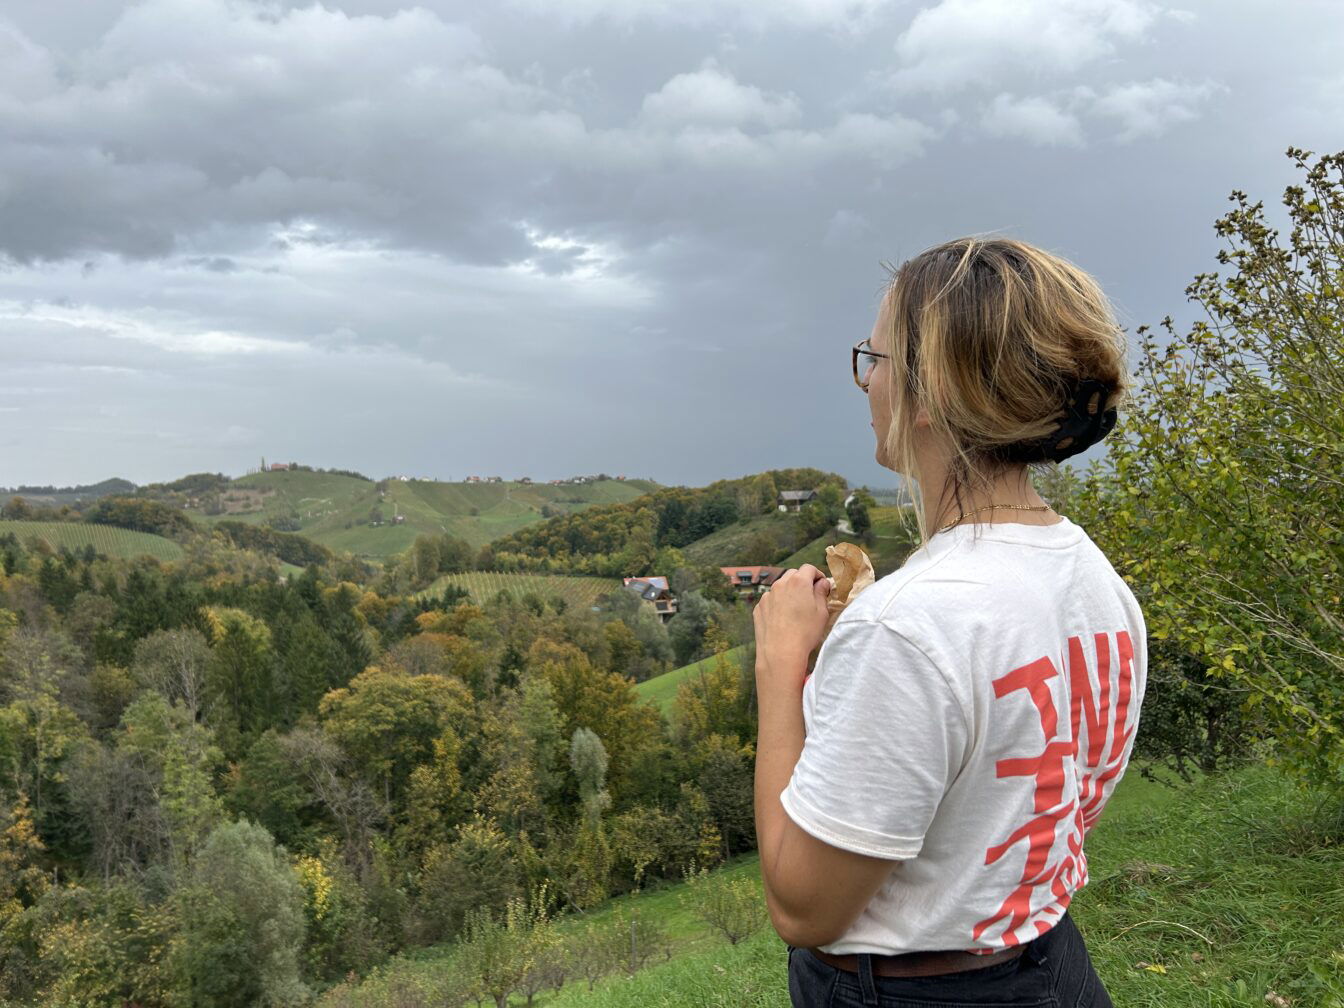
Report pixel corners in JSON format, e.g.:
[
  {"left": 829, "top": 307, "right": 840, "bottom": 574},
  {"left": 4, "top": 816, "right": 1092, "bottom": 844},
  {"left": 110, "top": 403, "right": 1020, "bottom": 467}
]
[{"left": 994, "top": 377, "right": 1118, "bottom": 464}]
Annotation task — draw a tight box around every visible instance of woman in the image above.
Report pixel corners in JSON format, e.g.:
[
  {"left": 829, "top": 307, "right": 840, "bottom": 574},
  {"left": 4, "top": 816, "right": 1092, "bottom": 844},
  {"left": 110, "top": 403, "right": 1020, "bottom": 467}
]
[{"left": 753, "top": 237, "right": 1147, "bottom": 1008}]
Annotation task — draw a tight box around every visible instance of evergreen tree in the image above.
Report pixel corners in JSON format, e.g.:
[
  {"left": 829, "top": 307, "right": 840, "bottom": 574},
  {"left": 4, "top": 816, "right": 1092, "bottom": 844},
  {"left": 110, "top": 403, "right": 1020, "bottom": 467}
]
[
  {"left": 279, "top": 613, "right": 342, "bottom": 722},
  {"left": 201, "top": 607, "right": 276, "bottom": 759}
]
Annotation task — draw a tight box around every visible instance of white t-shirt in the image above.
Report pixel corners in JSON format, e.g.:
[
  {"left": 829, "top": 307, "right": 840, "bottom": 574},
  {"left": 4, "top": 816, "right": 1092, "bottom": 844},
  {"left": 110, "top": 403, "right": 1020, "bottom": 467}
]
[{"left": 780, "top": 515, "right": 1147, "bottom": 955}]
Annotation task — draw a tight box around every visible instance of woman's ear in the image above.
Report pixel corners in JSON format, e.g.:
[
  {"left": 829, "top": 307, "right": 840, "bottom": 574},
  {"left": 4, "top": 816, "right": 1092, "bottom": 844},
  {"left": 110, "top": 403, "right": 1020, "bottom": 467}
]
[{"left": 914, "top": 405, "right": 931, "bottom": 429}]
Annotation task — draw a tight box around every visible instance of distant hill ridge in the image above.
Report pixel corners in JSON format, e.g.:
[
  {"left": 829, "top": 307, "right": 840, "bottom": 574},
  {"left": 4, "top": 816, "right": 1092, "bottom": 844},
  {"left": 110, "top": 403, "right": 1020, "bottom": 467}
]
[
  {"left": 4, "top": 467, "right": 665, "bottom": 563},
  {"left": 0, "top": 477, "right": 136, "bottom": 504},
  {"left": 4, "top": 466, "right": 903, "bottom": 573}
]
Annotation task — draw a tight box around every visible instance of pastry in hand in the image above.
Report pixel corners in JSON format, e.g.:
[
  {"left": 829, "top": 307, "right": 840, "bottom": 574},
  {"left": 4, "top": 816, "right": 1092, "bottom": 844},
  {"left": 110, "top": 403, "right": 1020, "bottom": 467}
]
[
  {"left": 825, "top": 542, "right": 876, "bottom": 616},
  {"left": 805, "top": 543, "right": 876, "bottom": 674}
]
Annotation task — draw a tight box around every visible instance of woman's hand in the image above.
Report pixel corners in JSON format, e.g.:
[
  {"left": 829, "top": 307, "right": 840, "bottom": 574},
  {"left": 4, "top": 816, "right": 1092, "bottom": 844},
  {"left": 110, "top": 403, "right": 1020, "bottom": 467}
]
[{"left": 753, "top": 564, "right": 832, "bottom": 694}]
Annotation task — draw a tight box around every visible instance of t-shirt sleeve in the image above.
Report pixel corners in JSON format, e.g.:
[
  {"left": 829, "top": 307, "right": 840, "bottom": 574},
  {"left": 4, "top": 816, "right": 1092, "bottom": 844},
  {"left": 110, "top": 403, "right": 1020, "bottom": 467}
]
[{"left": 780, "top": 617, "right": 968, "bottom": 861}]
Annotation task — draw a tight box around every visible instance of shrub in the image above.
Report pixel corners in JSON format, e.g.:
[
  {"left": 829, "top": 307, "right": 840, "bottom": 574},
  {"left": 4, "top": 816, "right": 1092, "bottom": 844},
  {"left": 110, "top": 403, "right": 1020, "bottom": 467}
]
[
  {"left": 1133, "top": 639, "right": 1256, "bottom": 781},
  {"left": 565, "top": 918, "right": 620, "bottom": 992},
  {"left": 609, "top": 906, "right": 672, "bottom": 973},
  {"left": 456, "top": 887, "right": 555, "bottom": 1008},
  {"left": 681, "top": 864, "right": 767, "bottom": 945}
]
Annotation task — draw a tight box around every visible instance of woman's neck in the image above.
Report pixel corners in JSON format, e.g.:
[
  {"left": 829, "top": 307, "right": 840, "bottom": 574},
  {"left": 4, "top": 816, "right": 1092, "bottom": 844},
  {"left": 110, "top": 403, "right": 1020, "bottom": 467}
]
[{"left": 918, "top": 466, "right": 1055, "bottom": 532}]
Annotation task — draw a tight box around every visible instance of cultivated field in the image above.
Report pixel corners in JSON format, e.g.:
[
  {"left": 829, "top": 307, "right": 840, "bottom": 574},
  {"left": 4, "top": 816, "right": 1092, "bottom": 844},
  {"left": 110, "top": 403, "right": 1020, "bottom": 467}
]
[
  {"left": 417, "top": 571, "right": 620, "bottom": 609},
  {"left": 0, "top": 520, "right": 184, "bottom": 563},
  {"left": 196, "top": 470, "right": 377, "bottom": 527}
]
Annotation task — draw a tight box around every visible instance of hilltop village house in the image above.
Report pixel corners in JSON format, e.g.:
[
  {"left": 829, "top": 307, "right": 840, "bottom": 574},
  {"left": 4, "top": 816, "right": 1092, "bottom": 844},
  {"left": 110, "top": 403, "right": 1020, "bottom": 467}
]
[
  {"left": 777, "top": 489, "right": 817, "bottom": 512},
  {"left": 622, "top": 576, "right": 679, "bottom": 623},
  {"left": 454, "top": 473, "right": 619, "bottom": 485},
  {"left": 719, "top": 565, "right": 785, "bottom": 602}
]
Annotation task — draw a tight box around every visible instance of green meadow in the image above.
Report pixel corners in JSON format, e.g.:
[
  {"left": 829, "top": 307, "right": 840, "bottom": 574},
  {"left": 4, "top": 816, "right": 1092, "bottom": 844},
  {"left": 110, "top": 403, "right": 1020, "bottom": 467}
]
[{"left": 678, "top": 513, "right": 803, "bottom": 567}]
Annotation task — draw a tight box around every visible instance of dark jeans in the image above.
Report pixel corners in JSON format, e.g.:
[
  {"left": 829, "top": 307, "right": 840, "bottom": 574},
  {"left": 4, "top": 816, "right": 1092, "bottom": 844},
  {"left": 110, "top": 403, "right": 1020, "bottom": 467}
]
[{"left": 787, "top": 913, "right": 1113, "bottom": 1007}]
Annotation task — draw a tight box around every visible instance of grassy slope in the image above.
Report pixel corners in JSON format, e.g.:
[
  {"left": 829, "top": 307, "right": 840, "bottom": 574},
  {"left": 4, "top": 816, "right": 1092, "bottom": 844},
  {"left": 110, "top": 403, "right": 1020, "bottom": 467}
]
[
  {"left": 779, "top": 505, "right": 918, "bottom": 579},
  {"left": 224, "top": 469, "right": 377, "bottom": 525},
  {"left": 635, "top": 646, "right": 750, "bottom": 715},
  {"left": 547, "top": 766, "right": 1344, "bottom": 1007},
  {"left": 678, "top": 513, "right": 803, "bottom": 567},
  {"left": 197, "top": 470, "right": 382, "bottom": 539},
  {"left": 0, "top": 520, "right": 184, "bottom": 563},
  {"left": 192, "top": 472, "right": 659, "bottom": 560},
  {"left": 326, "top": 765, "right": 1344, "bottom": 1006},
  {"left": 678, "top": 506, "right": 916, "bottom": 575}
]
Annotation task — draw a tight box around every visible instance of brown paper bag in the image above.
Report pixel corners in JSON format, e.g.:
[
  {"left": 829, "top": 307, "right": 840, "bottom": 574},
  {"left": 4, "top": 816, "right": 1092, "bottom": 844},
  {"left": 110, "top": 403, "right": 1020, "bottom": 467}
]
[{"left": 805, "top": 542, "right": 876, "bottom": 673}]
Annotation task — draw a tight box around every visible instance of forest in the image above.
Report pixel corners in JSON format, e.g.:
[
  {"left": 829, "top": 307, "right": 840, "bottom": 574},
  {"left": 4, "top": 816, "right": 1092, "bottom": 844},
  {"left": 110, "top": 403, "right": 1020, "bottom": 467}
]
[{"left": 0, "top": 496, "right": 773, "bottom": 1005}]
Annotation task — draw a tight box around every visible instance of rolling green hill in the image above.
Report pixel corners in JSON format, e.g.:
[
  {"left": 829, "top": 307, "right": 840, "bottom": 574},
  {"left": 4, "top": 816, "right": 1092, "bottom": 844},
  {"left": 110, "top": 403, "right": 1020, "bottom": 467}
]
[
  {"left": 0, "top": 520, "right": 184, "bottom": 563},
  {"left": 677, "top": 512, "right": 806, "bottom": 567},
  {"left": 189, "top": 470, "right": 660, "bottom": 561},
  {"left": 490, "top": 468, "right": 846, "bottom": 576}
]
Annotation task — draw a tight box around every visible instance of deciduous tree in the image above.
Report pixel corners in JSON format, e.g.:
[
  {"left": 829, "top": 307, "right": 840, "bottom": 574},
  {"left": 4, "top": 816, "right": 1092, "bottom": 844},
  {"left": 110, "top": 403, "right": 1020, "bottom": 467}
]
[
  {"left": 1080, "top": 147, "right": 1344, "bottom": 786},
  {"left": 170, "top": 819, "right": 309, "bottom": 1008}
]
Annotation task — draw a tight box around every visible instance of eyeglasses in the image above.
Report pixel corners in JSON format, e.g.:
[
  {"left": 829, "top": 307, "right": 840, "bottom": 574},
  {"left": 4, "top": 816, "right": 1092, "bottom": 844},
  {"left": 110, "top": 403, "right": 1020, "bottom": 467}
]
[{"left": 852, "top": 338, "right": 890, "bottom": 392}]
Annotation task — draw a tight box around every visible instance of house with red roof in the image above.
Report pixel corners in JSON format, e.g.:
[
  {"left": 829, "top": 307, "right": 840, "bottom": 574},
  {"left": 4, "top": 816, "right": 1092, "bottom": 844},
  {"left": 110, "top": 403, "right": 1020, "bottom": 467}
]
[{"left": 719, "top": 565, "right": 785, "bottom": 603}]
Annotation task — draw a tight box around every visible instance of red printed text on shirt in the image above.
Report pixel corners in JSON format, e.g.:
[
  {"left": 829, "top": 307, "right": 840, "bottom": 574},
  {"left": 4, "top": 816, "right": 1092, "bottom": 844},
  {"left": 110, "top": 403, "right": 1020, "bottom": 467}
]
[{"left": 969, "top": 630, "right": 1136, "bottom": 947}]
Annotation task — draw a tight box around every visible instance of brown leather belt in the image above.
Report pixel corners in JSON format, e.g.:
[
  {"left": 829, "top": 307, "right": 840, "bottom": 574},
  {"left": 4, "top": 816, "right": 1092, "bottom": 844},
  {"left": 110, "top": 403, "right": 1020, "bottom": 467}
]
[{"left": 807, "top": 942, "right": 1026, "bottom": 978}]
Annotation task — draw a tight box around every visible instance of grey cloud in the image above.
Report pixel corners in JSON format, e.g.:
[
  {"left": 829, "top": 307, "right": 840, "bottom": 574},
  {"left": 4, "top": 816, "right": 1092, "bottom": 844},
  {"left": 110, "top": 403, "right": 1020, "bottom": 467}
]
[
  {"left": 498, "top": 0, "right": 898, "bottom": 31},
  {"left": 981, "top": 94, "right": 1085, "bottom": 147},
  {"left": 891, "top": 0, "right": 1170, "bottom": 93},
  {"left": 1, "top": 0, "right": 937, "bottom": 270},
  {"left": 0, "top": 0, "right": 1340, "bottom": 489},
  {"left": 185, "top": 256, "right": 239, "bottom": 273},
  {"left": 1088, "top": 78, "right": 1222, "bottom": 141}
]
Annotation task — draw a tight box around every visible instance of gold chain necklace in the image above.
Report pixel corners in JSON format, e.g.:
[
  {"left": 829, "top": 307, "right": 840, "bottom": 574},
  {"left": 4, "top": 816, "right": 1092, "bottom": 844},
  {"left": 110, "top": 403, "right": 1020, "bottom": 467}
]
[{"left": 936, "top": 503, "right": 1053, "bottom": 535}]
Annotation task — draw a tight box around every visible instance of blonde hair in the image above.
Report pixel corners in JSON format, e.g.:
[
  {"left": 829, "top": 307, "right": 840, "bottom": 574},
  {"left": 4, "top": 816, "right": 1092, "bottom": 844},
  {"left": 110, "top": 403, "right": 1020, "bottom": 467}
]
[{"left": 877, "top": 236, "right": 1130, "bottom": 544}]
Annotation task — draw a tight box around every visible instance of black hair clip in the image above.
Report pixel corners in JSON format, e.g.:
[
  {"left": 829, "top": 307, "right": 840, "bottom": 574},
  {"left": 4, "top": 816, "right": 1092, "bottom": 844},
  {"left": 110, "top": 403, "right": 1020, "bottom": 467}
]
[{"left": 994, "top": 377, "right": 1117, "bottom": 464}]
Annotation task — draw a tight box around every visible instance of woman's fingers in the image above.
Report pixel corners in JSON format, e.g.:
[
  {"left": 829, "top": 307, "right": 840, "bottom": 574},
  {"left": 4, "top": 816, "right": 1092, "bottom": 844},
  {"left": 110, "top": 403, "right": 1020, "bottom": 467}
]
[{"left": 797, "top": 563, "right": 830, "bottom": 587}]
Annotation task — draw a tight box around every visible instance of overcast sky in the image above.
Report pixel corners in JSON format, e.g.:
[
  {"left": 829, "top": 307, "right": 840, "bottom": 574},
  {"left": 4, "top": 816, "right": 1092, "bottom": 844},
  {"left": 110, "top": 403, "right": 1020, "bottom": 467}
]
[{"left": 1, "top": 0, "right": 1340, "bottom": 491}]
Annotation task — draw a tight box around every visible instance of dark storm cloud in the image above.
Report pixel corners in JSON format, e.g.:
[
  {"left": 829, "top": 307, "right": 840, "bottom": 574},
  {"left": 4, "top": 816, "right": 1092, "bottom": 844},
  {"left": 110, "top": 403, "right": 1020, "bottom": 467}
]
[{"left": 0, "top": 0, "right": 1341, "bottom": 487}]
